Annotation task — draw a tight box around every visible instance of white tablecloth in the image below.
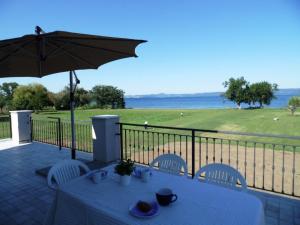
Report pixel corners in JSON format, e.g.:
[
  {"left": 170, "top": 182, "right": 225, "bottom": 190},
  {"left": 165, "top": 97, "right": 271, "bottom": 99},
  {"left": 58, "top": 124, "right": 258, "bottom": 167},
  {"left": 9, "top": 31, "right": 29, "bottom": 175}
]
[{"left": 44, "top": 164, "right": 265, "bottom": 225}]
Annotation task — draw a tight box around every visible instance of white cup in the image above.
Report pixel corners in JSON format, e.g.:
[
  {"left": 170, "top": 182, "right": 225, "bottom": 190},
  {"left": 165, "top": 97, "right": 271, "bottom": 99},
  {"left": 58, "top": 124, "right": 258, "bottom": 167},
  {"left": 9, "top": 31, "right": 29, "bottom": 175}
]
[
  {"left": 141, "top": 170, "right": 151, "bottom": 182},
  {"left": 92, "top": 172, "right": 102, "bottom": 184}
]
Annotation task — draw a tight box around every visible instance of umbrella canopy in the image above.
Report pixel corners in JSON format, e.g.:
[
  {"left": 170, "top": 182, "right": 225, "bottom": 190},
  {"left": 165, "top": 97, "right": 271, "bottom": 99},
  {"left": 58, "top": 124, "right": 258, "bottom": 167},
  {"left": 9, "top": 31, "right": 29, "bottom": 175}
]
[
  {"left": 0, "top": 27, "right": 146, "bottom": 77},
  {"left": 0, "top": 26, "right": 146, "bottom": 159}
]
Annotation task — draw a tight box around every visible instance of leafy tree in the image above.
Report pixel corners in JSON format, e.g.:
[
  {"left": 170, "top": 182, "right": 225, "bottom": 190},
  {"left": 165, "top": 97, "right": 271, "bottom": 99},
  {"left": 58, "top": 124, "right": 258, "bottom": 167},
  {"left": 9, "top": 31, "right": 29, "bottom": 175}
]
[
  {"left": 52, "top": 87, "right": 70, "bottom": 110},
  {"left": 0, "top": 94, "right": 5, "bottom": 113},
  {"left": 249, "top": 82, "right": 278, "bottom": 108},
  {"left": 0, "top": 82, "right": 19, "bottom": 110},
  {"left": 0, "top": 82, "right": 19, "bottom": 100},
  {"left": 91, "top": 85, "right": 125, "bottom": 109},
  {"left": 12, "top": 84, "right": 50, "bottom": 111},
  {"left": 47, "top": 91, "right": 56, "bottom": 108},
  {"left": 76, "top": 87, "right": 91, "bottom": 107},
  {"left": 223, "top": 77, "right": 249, "bottom": 108},
  {"left": 242, "top": 85, "right": 252, "bottom": 106},
  {"left": 288, "top": 96, "right": 300, "bottom": 115},
  {"left": 53, "top": 87, "right": 91, "bottom": 110}
]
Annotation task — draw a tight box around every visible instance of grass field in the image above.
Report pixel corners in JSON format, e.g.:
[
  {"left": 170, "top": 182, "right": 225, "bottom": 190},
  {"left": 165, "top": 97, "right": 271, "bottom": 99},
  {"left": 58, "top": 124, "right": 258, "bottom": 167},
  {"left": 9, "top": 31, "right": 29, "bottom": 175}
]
[
  {"left": 0, "top": 116, "right": 11, "bottom": 139},
  {"left": 33, "top": 108, "right": 300, "bottom": 137}
]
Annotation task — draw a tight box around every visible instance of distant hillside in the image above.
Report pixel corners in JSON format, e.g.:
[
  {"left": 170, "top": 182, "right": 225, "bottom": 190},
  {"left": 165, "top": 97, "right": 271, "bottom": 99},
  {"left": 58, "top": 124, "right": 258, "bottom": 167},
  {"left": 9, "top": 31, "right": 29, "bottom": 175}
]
[{"left": 126, "top": 88, "right": 300, "bottom": 98}]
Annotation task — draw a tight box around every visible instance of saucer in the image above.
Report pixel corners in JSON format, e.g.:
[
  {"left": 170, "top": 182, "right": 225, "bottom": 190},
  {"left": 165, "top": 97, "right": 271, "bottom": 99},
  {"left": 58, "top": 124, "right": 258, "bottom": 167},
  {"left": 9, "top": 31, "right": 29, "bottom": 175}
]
[{"left": 129, "top": 201, "right": 159, "bottom": 219}]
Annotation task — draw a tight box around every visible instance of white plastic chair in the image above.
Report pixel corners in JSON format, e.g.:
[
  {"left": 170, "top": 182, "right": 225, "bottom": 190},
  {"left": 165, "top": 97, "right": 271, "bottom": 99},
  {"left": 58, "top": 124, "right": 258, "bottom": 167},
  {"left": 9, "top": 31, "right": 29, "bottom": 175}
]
[
  {"left": 150, "top": 154, "right": 188, "bottom": 176},
  {"left": 47, "top": 159, "right": 90, "bottom": 189},
  {"left": 194, "top": 163, "right": 247, "bottom": 191}
]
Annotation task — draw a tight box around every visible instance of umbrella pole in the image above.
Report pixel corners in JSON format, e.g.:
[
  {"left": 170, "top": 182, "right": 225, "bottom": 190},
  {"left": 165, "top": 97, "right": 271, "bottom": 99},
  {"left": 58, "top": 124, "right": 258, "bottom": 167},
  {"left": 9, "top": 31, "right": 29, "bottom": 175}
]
[{"left": 70, "top": 71, "right": 76, "bottom": 159}]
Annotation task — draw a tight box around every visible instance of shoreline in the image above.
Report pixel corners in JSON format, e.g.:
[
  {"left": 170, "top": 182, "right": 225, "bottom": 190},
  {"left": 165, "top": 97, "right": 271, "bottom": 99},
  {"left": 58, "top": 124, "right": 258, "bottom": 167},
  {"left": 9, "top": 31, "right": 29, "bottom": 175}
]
[{"left": 124, "top": 107, "right": 289, "bottom": 110}]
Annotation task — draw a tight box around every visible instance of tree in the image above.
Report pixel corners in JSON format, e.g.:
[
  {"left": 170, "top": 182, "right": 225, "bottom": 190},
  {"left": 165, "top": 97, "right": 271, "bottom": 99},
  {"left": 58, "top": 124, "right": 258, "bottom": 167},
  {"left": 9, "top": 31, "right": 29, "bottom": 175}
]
[
  {"left": 52, "top": 87, "right": 70, "bottom": 110},
  {"left": 223, "top": 77, "right": 249, "bottom": 108},
  {"left": 47, "top": 91, "right": 56, "bottom": 108},
  {"left": 0, "top": 82, "right": 19, "bottom": 100},
  {"left": 0, "top": 82, "right": 19, "bottom": 110},
  {"left": 75, "top": 87, "right": 91, "bottom": 107},
  {"left": 0, "top": 94, "right": 5, "bottom": 113},
  {"left": 288, "top": 96, "right": 300, "bottom": 115},
  {"left": 53, "top": 86, "right": 91, "bottom": 110},
  {"left": 12, "top": 84, "right": 50, "bottom": 111},
  {"left": 249, "top": 82, "right": 278, "bottom": 108},
  {"left": 91, "top": 85, "right": 125, "bottom": 109}
]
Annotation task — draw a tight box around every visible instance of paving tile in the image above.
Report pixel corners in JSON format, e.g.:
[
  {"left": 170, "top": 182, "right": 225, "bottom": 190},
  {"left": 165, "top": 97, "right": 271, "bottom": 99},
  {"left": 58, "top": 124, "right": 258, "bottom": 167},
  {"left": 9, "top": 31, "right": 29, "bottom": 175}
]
[
  {"left": 21, "top": 219, "right": 42, "bottom": 225},
  {"left": 13, "top": 212, "right": 30, "bottom": 224},
  {"left": 266, "top": 209, "right": 279, "bottom": 219},
  {"left": 0, "top": 213, "right": 11, "bottom": 225},
  {"left": 295, "top": 206, "right": 300, "bottom": 219},
  {"left": 279, "top": 212, "right": 293, "bottom": 223},
  {"left": 279, "top": 219, "right": 293, "bottom": 225},
  {"left": 1, "top": 203, "right": 21, "bottom": 215},
  {"left": 266, "top": 202, "right": 280, "bottom": 213},
  {"left": 20, "top": 218, "right": 36, "bottom": 225},
  {"left": 21, "top": 206, "right": 36, "bottom": 215},
  {"left": 0, "top": 216, "right": 18, "bottom": 225},
  {"left": 38, "top": 195, "right": 53, "bottom": 202},
  {"left": 265, "top": 215, "right": 279, "bottom": 225},
  {"left": 280, "top": 207, "right": 293, "bottom": 218},
  {"left": 278, "top": 203, "right": 294, "bottom": 224},
  {"left": 295, "top": 217, "right": 300, "bottom": 225},
  {"left": 32, "top": 210, "right": 46, "bottom": 223}
]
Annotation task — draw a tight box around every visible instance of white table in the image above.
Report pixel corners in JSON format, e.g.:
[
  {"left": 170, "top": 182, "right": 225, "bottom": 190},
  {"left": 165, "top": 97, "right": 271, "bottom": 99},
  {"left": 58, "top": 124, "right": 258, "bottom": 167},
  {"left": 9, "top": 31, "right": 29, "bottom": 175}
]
[{"left": 44, "top": 164, "right": 265, "bottom": 225}]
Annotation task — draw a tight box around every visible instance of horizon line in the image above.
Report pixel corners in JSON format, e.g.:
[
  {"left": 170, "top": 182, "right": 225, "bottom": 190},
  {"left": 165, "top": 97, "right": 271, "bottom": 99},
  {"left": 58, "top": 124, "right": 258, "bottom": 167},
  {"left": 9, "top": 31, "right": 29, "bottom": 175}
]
[{"left": 125, "top": 87, "right": 300, "bottom": 97}]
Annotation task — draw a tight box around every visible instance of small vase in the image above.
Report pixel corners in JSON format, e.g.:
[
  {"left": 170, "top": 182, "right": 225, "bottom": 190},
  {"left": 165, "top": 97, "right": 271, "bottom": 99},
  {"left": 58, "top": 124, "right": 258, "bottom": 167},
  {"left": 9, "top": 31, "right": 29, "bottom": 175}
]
[{"left": 120, "top": 175, "right": 131, "bottom": 186}]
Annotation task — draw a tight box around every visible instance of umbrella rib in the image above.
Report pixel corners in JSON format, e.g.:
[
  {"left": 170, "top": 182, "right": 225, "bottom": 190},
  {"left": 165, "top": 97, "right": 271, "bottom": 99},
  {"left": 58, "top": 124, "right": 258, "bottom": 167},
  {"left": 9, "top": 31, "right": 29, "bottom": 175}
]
[
  {"left": 46, "top": 40, "right": 98, "bottom": 68},
  {"left": 44, "top": 32, "right": 146, "bottom": 43},
  {"left": 44, "top": 42, "right": 70, "bottom": 59},
  {"left": 0, "top": 45, "right": 37, "bottom": 59},
  {"left": 0, "top": 37, "right": 34, "bottom": 48},
  {"left": 0, "top": 40, "right": 34, "bottom": 65},
  {"left": 54, "top": 38, "right": 138, "bottom": 57}
]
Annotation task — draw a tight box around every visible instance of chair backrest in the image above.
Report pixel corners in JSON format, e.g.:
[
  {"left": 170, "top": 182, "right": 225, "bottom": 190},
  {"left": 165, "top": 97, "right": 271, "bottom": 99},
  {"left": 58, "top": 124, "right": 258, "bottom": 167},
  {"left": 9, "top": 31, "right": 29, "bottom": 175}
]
[
  {"left": 194, "top": 163, "right": 247, "bottom": 191},
  {"left": 47, "top": 159, "right": 90, "bottom": 189},
  {"left": 150, "top": 154, "right": 188, "bottom": 176}
]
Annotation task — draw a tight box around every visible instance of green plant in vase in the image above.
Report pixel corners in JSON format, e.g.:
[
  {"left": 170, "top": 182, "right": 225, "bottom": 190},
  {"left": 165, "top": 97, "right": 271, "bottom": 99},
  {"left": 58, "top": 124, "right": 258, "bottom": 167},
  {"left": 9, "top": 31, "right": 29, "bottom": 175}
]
[{"left": 114, "top": 159, "right": 135, "bottom": 186}]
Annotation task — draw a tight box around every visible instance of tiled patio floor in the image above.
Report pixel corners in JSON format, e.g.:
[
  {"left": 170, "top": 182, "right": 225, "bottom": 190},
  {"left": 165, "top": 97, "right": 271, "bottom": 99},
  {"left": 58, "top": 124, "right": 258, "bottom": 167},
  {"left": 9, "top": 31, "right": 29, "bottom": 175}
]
[{"left": 0, "top": 140, "right": 299, "bottom": 225}]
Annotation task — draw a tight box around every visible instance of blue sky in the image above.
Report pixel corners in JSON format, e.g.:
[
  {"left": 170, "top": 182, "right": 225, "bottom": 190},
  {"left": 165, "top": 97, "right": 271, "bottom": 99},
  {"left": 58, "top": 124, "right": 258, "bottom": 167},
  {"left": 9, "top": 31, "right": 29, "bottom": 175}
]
[{"left": 0, "top": 0, "right": 299, "bottom": 95}]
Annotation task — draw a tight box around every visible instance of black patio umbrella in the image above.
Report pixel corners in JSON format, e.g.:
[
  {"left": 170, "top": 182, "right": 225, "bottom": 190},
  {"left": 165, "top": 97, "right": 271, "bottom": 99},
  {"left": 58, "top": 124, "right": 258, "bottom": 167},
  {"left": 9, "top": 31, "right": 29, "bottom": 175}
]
[{"left": 0, "top": 26, "right": 146, "bottom": 159}]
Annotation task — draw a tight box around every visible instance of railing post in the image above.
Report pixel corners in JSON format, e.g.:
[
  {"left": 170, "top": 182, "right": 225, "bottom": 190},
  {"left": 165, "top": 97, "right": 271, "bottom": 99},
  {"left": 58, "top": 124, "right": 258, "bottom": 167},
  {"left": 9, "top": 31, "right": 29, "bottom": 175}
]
[
  {"left": 9, "top": 115, "right": 12, "bottom": 138},
  {"left": 191, "top": 129, "right": 195, "bottom": 178},
  {"left": 120, "top": 123, "right": 123, "bottom": 161},
  {"left": 30, "top": 117, "right": 33, "bottom": 142},
  {"left": 48, "top": 117, "right": 62, "bottom": 150},
  {"left": 58, "top": 118, "right": 62, "bottom": 150}
]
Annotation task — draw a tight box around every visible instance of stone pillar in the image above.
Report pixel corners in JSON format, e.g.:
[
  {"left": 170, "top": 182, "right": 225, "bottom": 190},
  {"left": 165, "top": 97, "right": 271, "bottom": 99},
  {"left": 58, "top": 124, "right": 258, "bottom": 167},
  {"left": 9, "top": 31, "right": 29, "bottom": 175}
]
[
  {"left": 10, "top": 110, "right": 33, "bottom": 143},
  {"left": 91, "top": 115, "right": 121, "bottom": 163}
]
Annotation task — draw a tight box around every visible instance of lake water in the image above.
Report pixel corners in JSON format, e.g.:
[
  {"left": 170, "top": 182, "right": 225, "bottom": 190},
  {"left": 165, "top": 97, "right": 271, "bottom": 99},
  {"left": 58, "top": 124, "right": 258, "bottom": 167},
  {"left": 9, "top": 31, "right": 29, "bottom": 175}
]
[{"left": 125, "top": 90, "right": 300, "bottom": 109}]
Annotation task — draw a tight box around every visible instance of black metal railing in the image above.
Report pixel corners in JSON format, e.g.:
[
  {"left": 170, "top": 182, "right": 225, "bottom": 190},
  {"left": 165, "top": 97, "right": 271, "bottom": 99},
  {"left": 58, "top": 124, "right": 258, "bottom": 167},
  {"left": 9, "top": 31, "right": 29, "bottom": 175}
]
[
  {"left": 31, "top": 118, "right": 93, "bottom": 153},
  {"left": 118, "top": 122, "right": 300, "bottom": 197},
  {"left": 0, "top": 116, "right": 11, "bottom": 139}
]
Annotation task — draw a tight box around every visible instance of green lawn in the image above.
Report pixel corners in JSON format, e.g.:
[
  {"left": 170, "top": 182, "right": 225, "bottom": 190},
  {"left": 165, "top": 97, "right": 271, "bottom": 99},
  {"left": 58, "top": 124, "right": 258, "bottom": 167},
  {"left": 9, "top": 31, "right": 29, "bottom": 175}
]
[
  {"left": 33, "top": 108, "right": 300, "bottom": 136},
  {"left": 0, "top": 116, "right": 11, "bottom": 139},
  {"left": 31, "top": 108, "right": 300, "bottom": 147}
]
